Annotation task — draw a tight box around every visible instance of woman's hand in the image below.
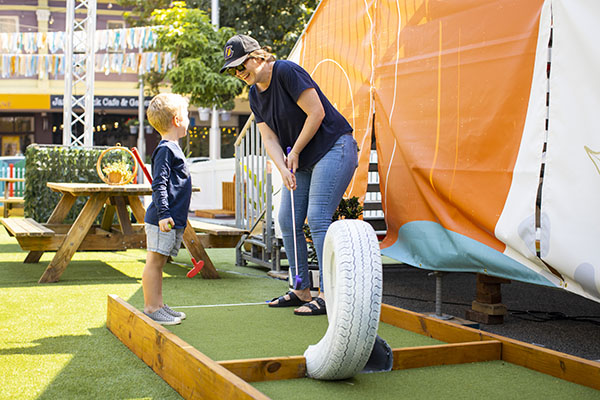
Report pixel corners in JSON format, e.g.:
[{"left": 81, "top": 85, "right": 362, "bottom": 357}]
[
  {"left": 159, "top": 217, "right": 174, "bottom": 232},
  {"left": 286, "top": 149, "right": 300, "bottom": 174},
  {"left": 281, "top": 166, "right": 297, "bottom": 190}
]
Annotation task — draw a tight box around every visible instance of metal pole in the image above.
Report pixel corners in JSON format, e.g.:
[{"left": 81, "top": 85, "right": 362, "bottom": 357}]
[{"left": 209, "top": 0, "right": 220, "bottom": 160}]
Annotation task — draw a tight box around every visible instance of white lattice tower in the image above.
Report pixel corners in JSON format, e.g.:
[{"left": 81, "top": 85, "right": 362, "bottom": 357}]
[{"left": 62, "top": 0, "right": 97, "bottom": 147}]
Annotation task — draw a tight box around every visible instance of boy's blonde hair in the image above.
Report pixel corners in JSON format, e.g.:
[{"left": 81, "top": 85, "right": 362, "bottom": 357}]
[{"left": 146, "top": 93, "right": 189, "bottom": 135}]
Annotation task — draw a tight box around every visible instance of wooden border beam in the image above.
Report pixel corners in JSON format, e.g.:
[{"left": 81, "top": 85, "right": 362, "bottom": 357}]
[
  {"left": 218, "top": 341, "right": 501, "bottom": 382},
  {"left": 107, "top": 296, "right": 600, "bottom": 396},
  {"left": 381, "top": 304, "right": 600, "bottom": 390},
  {"left": 107, "top": 295, "right": 269, "bottom": 400},
  {"left": 392, "top": 340, "right": 501, "bottom": 370},
  {"left": 220, "top": 356, "right": 307, "bottom": 382}
]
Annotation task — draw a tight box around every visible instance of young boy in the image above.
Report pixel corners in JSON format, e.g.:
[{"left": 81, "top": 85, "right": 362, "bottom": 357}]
[{"left": 142, "top": 93, "right": 191, "bottom": 325}]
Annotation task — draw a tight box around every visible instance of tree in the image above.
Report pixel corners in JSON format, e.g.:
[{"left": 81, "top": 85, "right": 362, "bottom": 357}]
[
  {"left": 119, "top": 0, "right": 319, "bottom": 58},
  {"left": 149, "top": 2, "right": 244, "bottom": 110}
]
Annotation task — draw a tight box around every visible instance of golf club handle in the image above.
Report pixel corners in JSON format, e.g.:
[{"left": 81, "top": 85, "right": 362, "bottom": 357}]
[
  {"left": 132, "top": 147, "right": 153, "bottom": 183},
  {"left": 286, "top": 146, "right": 293, "bottom": 173}
]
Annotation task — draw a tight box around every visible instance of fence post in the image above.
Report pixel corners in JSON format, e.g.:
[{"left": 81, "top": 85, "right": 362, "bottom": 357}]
[{"left": 9, "top": 163, "right": 14, "bottom": 197}]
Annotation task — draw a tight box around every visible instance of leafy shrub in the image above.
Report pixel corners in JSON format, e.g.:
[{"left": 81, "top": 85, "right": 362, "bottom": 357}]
[
  {"left": 303, "top": 196, "right": 364, "bottom": 265},
  {"left": 24, "top": 145, "right": 109, "bottom": 223}
]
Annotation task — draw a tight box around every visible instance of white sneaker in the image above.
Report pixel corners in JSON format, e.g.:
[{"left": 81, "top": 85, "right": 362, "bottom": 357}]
[
  {"left": 144, "top": 308, "right": 181, "bottom": 325},
  {"left": 162, "top": 304, "right": 186, "bottom": 320}
]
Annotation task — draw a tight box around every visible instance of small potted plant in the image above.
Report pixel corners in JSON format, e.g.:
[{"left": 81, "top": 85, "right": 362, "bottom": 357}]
[
  {"left": 124, "top": 118, "right": 139, "bottom": 134},
  {"left": 102, "top": 160, "right": 133, "bottom": 184},
  {"left": 144, "top": 120, "right": 153, "bottom": 134},
  {"left": 96, "top": 144, "right": 138, "bottom": 185}
]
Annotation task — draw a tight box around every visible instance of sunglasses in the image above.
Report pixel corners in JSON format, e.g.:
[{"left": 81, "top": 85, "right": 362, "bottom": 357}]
[{"left": 226, "top": 63, "right": 246, "bottom": 76}]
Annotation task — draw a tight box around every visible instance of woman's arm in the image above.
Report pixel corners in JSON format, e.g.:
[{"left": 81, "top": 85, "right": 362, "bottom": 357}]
[
  {"left": 257, "top": 122, "right": 296, "bottom": 190},
  {"left": 286, "top": 88, "right": 325, "bottom": 172}
]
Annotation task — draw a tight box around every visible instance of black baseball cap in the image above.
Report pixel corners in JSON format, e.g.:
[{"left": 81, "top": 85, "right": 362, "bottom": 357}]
[{"left": 219, "top": 34, "right": 261, "bottom": 73}]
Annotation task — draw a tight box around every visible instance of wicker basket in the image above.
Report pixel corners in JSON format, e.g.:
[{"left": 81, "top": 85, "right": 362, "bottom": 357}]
[{"left": 96, "top": 144, "right": 138, "bottom": 185}]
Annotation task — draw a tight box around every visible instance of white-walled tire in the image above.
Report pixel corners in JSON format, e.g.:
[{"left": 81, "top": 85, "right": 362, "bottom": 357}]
[{"left": 304, "top": 219, "right": 383, "bottom": 380}]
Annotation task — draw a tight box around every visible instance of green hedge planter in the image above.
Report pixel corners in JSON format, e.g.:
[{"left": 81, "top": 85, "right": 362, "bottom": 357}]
[{"left": 24, "top": 144, "right": 111, "bottom": 223}]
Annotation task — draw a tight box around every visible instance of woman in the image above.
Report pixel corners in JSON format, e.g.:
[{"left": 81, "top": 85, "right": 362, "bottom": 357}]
[{"left": 221, "top": 34, "right": 358, "bottom": 315}]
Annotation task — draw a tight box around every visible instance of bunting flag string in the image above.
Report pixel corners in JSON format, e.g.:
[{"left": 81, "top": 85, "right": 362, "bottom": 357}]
[
  {"left": 0, "top": 52, "right": 172, "bottom": 78},
  {"left": 0, "top": 26, "right": 160, "bottom": 55}
]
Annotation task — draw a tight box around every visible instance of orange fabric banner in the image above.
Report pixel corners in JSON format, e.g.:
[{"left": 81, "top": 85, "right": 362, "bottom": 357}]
[
  {"left": 374, "top": 0, "right": 545, "bottom": 250},
  {"left": 292, "top": 0, "right": 376, "bottom": 202}
]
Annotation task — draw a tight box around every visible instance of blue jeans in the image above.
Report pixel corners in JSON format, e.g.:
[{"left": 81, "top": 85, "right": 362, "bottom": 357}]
[{"left": 279, "top": 133, "right": 358, "bottom": 291}]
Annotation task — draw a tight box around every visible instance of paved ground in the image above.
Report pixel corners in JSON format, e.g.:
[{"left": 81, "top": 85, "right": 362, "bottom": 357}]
[{"left": 381, "top": 264, "right": 600, "bottom": 362}]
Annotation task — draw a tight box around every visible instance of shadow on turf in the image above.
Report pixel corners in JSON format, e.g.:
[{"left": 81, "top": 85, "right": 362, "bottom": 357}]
[
  {"left": 3, "top": 322, "right": 180, "bottom": 398},
  {"left": 0, "top": 260, "right": 140, "bottom": 287}
]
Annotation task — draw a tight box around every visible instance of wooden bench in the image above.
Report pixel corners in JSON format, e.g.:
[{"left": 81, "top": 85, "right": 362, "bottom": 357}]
[
  {"left": 1, "top": 177, "right": 25, "bottom": 218},
  {"left": 2, "top": 217, "right": 54, "bottom": 237},
  {"left": 189, "top": 219, "right": 246, "bottom": 248}
]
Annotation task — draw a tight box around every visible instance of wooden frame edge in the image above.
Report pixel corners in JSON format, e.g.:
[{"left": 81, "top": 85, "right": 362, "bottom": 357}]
[
  {"left": 106, "top": 294, "right": 269, "bottom": 400},
  {"left": 218, "top": 341, "right": 501, "bottom": 382},
  {"left": 381, "top": 303, "right": 600, "bottom": 390}
]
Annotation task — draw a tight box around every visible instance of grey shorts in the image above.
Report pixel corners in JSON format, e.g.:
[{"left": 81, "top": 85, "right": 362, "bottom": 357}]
[{"left": 145, "top": 223, "right": 184, "bottom": 257}]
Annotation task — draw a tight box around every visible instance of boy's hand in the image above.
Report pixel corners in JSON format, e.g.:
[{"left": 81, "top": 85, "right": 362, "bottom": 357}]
[{"left": 159, "top": 217, "right": 175, "bottom": 232}]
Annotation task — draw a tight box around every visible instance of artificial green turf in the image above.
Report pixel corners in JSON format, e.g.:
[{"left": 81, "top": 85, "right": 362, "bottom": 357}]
[
  {"left": 1, "top": 227, "right": 599, "bottom": 400},
  {"left": 253, "top": 361, "right": 600, "bottom": 400},
  {"left": 166, "top": 305, "right": 442, "bottom": 361}
]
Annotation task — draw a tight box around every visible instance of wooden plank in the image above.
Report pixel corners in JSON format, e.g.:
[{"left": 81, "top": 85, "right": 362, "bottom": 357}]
[
  {"left": 47, "top": 182, "right": 154, "bottom": 196},
  {"left": 101, "top": 204, "right": 116, "bottom": 231},
  {"left": 0, "top": 197, "right": 25, "bottom": 203},
  {"left": 0, "top": 177, "right": 25, "bottom": 183},
  {"left": 47, "top": 192, "right": 78, "bottom": 224},
  {"left": 107, "top": 295, "right": 269, "bottom": 400},
  {"left": 391, "top": 341, "right": 501, "bottom": 370},
  {"left": 218, "top": 342, "right": 501, "bottom": 382},
  {"left": 16, "top": 232, "right": 146, "bottom": 251},
  {"left": 189, "top": 220, "right": 246, "bottom": 236},
  {"left": 182, "top": 221, "right": 219, "bottom": 279},
  {"left": 0, "top": 218, "right": 54, "bottom": 237},
  {"left": 194, "top": 209, "right": 236, "bottom": 219},
  {"left": 25, "top": 192, "right": 77, "bottom": 263},
  {"left": 381, "top": 304, "right": 485, "bottom": 343},
  {"left": 127, "top": 195, "right": 146, "bottom": 223},
  {"left": 381, "top": 304, "right": 600, "bottom": 390},
  {"left": 220, "top": 356, "right": 307, "bottom": 382},
  {"left": 44, "top": 223, "right": 144, "bottom": 235},
  {"left": 112, "top": 196, "right": 133, "bottom": 235},
  {"left": 197, "top": 234, "right": 242, "bottom": 249},
  {"left": 39, "top": 193, "right": 109, "bottom": 283},
  {"left": 222, "top": 181, "right": 235, "bottom": 211}
]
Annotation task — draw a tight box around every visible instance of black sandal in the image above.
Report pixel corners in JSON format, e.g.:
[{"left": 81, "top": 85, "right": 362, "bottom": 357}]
[
  {"left": 294, "top": 297, "right": 327, "bottom": 316},
  {"left": 268, "top": 291, "right": 307, "bottom": 307}
]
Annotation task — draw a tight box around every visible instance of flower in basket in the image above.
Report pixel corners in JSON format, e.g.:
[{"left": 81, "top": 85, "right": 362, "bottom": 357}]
[
  {"left": 124, "top": 118, "right": 140, "bottom": 127},
  {"left": 102, "top": 160, "right": 133, "bottom": 184}
]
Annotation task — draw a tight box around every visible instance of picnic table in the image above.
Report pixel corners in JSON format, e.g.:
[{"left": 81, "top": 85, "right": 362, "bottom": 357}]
[{"left": 0, "top": 182, "right": 219, "bottom": 283}]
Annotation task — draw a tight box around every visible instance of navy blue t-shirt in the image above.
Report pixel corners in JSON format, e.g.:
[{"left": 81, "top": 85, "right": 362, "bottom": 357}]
[
  {"left": 249, "top": 60, "right": 353, "bottom": 169},
  {"left": 144, "top": 140, "right": 192, "bottom": 229}
]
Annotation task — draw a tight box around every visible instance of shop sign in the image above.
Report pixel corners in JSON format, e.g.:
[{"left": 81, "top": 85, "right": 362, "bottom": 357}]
[
  {"left": 0, "top": 94, "right": 50, "bottom": 110},
  {"left": 50, "top": 95, "right": 151, "bottom": 110}
]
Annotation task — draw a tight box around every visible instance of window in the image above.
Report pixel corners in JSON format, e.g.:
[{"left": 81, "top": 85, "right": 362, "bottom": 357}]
[
  {"left": 107, "top": 20, "right": 125, "bottom": 30},
  {"left": 0, "top": 16, "right": 18, "bottom": 33},
  {"left": 0, "top": 116, "right": 34, "bottom": 133}
]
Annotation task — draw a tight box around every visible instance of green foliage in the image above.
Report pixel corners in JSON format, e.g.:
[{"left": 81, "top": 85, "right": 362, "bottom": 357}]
[
  {"left": 118, "top": 0, "right": 318, "bottom": 59},
  {"left": 150, "top": 2, "right": 244, "bottom": 110},
  {"left": 24, "top": 145, "right": 105, "bottom": 223},
  {"left": 194, "top": 0, "right": 319, "bottom": 57},
  {"left": 332, "top": 196, "right": 364, "bottom": 221}
]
